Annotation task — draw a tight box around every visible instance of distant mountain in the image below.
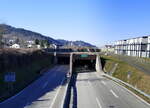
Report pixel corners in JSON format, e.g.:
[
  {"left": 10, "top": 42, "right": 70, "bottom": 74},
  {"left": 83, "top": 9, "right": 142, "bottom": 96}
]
[
  {"left": 57, "top": 39, "right": 96, "bottom": 47},
  {"left": 0, "top": 24, "right": 96, "bottom": 47}
]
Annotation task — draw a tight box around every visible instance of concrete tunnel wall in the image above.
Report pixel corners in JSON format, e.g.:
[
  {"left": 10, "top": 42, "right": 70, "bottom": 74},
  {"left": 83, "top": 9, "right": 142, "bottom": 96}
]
[
  {"left": 95, "top": 54, "right": 102, "bottom": 73},
  {"left": 69, "top": 53, "right": 103, "bottom": 75}
]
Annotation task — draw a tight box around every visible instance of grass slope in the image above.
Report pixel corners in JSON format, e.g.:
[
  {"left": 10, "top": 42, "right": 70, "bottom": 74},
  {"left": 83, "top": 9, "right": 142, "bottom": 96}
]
[{"left": 100, "top": 55, "right": 150, "bottom": 95}]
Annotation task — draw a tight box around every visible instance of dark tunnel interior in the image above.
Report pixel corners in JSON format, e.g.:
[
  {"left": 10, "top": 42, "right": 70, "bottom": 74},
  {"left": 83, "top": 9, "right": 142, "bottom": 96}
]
[
  {"left": 73, "top": 59, "right": 96, "bottom": 73},
  {"left": 57, "top": 56, "right": 70, "bottom": 64}
]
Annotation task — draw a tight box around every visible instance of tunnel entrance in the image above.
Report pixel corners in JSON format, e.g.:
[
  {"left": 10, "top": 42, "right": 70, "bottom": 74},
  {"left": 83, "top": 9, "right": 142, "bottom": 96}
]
[
  {"left": 72, "top": 54, "right": 96, "bottom": 74},
  {"left": 57, "top": 56, "right": 70, "bottom": 64}
]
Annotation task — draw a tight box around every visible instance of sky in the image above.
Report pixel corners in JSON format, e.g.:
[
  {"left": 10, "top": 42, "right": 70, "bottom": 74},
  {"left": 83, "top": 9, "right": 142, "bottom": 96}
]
[{"left": 0, "top": 0, "right": 150, "bottom": 47}]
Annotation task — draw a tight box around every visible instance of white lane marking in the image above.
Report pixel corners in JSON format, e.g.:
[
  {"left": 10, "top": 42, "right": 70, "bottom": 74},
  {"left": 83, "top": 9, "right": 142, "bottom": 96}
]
[
  {"left": 49, "top": 77, "right": 65, "bottom": 108},
  {"left": 110, "top": 89, "right": 119, "bottom": 98},
  {"left": 113, "top": 81, "right": 150, "bottom": 106},
  {"left": 42, "top": 82, "right": 48, "bottom": 89},
  {"left": 96, "top": 97, "right": 102, "bottom": 108},
  {"left": 101, "top": 81, "right": 106, "bottom": 85}
]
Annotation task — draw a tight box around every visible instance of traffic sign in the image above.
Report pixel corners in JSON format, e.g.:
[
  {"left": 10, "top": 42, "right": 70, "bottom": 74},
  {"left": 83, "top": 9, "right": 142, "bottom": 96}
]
[
  {"left": 4, "top": 72, "right": 16, "bottom": 82},
  {"left": 81, "top": 54, "right": 88, "bottom": 58}
]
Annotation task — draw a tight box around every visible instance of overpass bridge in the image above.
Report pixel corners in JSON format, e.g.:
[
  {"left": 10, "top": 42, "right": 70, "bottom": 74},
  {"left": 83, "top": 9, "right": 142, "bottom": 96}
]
[{"left": 48, "top": 52, "right": 103, "bottom": 74}]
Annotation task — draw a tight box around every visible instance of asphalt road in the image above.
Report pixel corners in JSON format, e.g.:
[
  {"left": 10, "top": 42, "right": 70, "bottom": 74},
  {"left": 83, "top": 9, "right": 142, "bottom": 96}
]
[
  {"left": 0, "top": 65, "right": 69, "bottom": 108},
  {"left": 72, "top": 72, "right": 150, "bottom": 108}
]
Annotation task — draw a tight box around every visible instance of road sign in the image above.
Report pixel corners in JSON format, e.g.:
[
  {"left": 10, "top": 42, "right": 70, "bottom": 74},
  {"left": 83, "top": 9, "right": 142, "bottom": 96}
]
[
  {"left": 81, "top": 54, "right": 88, "bottom": 58},
  {"left": 4, "top": 72, "right": 16, "bottom": 82}
]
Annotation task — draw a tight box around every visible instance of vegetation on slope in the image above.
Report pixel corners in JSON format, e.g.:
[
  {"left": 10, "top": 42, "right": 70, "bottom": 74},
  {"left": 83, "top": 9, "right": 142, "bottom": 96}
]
[
  {"left": 100, "top": 55, "right": 150, "bottom": 95},
  {"left": 0, "top": 49, "right": 54, "bottom": 102}
]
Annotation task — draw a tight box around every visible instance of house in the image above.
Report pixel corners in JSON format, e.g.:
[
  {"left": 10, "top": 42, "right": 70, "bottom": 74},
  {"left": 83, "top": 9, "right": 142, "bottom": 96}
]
[
  {"left": 26, "top": 40, "right": 34, "bottom": 44},
  {"left": 27, "top": 44, "right": 32, "bottom": 48},
  {"left": 8, "top": 39, "right": 15, "bottom": 45},
  {"left": 44, "top": 45, "right": 48, "bottom": 49},
  {"left": 10, "top": 44, "right": 20, "bottom": 49},
  {"left": 9, "top": 39, "right": 15, "bottom": 43},
  {"left": 37, "top": 45, "right": 41, "bottom": 49},
  {"left": 101, "top": 45, "right": 115, "bottom": 53}
]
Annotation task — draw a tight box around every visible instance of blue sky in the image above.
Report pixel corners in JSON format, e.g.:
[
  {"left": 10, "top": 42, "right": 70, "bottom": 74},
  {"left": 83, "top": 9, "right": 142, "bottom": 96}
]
[{"left": 0, "top": 0, "right": 150, "bottom": 46}]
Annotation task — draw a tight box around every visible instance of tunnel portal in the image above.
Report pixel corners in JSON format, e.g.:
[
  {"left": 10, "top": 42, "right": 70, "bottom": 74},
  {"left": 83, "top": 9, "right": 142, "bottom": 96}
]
[
  {"left": 57, "top": 53, "right": 70, "bottom": 65},
  {"left": 72, "top": 54, "right": 96, "bottom": 74}
]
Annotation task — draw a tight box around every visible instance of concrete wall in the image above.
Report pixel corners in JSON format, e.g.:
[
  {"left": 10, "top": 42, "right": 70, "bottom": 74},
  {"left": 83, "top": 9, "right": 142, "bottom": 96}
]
[{"left": 95, "top": 54, "right": 102, "bottom": 73}]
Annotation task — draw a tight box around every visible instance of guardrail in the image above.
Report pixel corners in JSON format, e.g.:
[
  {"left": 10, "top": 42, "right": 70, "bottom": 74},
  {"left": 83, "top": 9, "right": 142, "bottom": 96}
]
[{"left": 103, "top": 74, "right": 150, "bottom": 99}]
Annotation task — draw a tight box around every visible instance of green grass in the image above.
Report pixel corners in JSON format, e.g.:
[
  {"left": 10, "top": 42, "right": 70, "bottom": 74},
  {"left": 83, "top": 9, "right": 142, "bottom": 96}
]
[{"left": 100, "top": 55, "right": 150, "bottom": 95}]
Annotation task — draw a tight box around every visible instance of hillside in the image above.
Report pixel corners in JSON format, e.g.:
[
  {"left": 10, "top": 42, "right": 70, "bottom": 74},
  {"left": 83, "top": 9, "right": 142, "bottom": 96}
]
[
  {"left": 57, "top": 39, "right": 96, "bottom": 47},
  {"left": 0, "top": 24, "right": 96, "bottom": 47},
  {"left": 0, "top": 24, "right": 59, "bottom": 45}
]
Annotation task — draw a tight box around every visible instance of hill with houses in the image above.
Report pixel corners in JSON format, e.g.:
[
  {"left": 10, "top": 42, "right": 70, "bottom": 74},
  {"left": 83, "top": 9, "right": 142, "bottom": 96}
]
[{"left": 0, "top": 24, "right": 96, "bottom": 49}]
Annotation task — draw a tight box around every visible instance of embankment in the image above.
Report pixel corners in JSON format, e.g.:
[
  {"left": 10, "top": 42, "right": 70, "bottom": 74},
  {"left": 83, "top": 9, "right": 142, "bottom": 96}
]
[
  {"left": 100, "top": 55, "right": 150, "bottom": 95},
  {"left": 0, "top": 48, "right": 54, "bottom": 102}
]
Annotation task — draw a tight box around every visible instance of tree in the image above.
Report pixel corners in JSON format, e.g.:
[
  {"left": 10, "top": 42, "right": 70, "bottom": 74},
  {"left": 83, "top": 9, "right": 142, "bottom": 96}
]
[
  {"left": 35, "top": 39, "right": 39, "bottom": 45},
  {"left": 44, "top": 40, "right": 50, "bottom": 48},
  {"left": 40, "top": 40, "right": 45, "bottom": 48},
  {"left": 0, "top": 26, "right": 4, "bottom": 48},
  {"left": 15, "top": 38, "right": 20, "bottom": 44}
]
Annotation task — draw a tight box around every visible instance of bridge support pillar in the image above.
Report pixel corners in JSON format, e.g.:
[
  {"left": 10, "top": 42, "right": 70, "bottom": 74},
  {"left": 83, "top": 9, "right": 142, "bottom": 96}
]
[
  {"left": 54, "top": 52, "right": 58, "bottom": 64},
  {"left": 69, "top": 53, "right": 73, "bottom": 76},
  {"left": 95, "top": 54, "right": 103, "bottom": 74}
]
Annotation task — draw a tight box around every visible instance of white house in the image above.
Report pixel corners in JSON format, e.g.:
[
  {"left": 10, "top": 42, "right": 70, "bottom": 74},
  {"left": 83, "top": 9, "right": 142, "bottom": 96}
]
[
  {"left": 9, "top": 39, "right": 15, "bottom": 43},
  {"left": 26, "top": 40, "right": 34, "bottom": 44},
  {"left": 37, "top": 45, "right": 41, "bottom": 49},
  {"left": 10, "top": 44, "right": 20, "bottom": 49},
  {"left": 101, "top": 45, "right": 115, "bottom": 53},
  {"left": 27, "top": 44, "right": 32, "bottom": 48},
  {"left": 44, "top": 45, "right": 48, "bottom": 49}
]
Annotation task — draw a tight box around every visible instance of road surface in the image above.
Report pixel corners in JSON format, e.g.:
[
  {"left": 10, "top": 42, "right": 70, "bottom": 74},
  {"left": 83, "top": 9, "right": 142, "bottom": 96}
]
[
  {"left": 71, "top": 72, "right": 150, "bottom": 108},
  {"left": 0, "top": 65, "right": 69, "bottom": 108}
]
